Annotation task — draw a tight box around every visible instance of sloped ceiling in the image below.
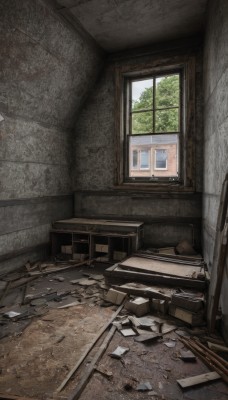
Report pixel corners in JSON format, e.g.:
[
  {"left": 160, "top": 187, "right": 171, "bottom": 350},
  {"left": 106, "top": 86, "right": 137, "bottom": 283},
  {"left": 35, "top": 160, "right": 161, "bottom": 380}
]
[{"left": 53, "top": 0, "right": 208, "bottom": 52}]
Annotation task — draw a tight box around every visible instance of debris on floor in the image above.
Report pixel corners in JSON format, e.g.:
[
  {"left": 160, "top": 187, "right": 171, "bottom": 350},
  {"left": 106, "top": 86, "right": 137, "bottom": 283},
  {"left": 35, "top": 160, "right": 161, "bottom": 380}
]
[
  {"left": 109, "top": 346, "right": 129, "bottom": 359},
  {"left": 0, "top": 246, "right": 227, "bottom": 400}
]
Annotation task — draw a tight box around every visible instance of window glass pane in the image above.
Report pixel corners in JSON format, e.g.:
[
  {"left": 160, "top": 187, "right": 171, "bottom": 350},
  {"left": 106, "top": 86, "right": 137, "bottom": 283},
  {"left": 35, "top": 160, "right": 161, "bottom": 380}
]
[
  {"left": 132, "top": 79, "right": 153, "bottom": 111},
  {"left": 132, "top": 150, "right": 138, "bottom": 168},
  {"left": 155, "top": 74, "right": 179, "bottom": 108},
  {"left": 129, "top": 134, "right": 179, "bottom": 178},
  {"left": 132, "top": 111, "right": 153, "bottom": 134},
  {"left": 140, "top": 150, "right": 149, "bottom": 169},
  {"left": 155, "top": 108, "right": 179, "bottom": 133},
  {"left": 155, "top": 149, "right": 167, "bottom": 169}
]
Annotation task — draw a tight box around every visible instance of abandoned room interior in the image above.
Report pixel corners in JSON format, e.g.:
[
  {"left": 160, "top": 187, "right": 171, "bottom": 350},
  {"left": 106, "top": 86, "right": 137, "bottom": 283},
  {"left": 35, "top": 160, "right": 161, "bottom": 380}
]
[{"left": 0, "top": 0, "right": 228, "bottom": 399}]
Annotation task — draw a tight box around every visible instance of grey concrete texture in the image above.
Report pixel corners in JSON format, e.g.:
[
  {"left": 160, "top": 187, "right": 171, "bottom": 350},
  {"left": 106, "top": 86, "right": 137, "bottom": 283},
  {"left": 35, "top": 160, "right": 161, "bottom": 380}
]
[
  {"left": 73, "top": 66, "right": 115, "bottom": 190},
  {"left": 0, "top": 116, "right": 72, "bottom": 165},
  {"left": 74, "top": 193, "right": 201, "bottom": 219},
  {"left": 57, "top": 0, "right": 207, "bottom": 52},
  {"left": 0, "top": 224, "right": 50, "bottom": 257},
  {"left": 0, "top": 246, "right": 49, "bottom": 276},
  {"left": 0, "top": 161, "right": 72, "bottom": 200},
  {"left": 203, "top": 0, "right": 228, "bottom": 340},
  {"left": 204, "top": 0, "right": 228, "bottom": 103},
  {"left": 0, "top": 0, "right": 103, "bottom": 271},
  {"left": 143, "top": 224, "right": 196, "bottom": 248},
  {"left": 0, "top": 115, "right": 73, "bottom": 200},
  {"left": 0, "top": 0, "right": 103, "bottom": 129},
  {"left": 0, "top": 195, "right": 73, "bottom": 236}
]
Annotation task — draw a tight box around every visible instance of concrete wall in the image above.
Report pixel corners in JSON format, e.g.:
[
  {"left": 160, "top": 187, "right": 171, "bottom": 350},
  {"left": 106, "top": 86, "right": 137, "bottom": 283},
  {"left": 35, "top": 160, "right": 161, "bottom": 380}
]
[
  {"left": 73, "top": 45, "right": 204, "bottom": 248},
  {"left": 0, "top": 0, "right": 103, "bottom": 274},
  {"left": 203, "top": 0, "right": 228, "bottom": 339}
]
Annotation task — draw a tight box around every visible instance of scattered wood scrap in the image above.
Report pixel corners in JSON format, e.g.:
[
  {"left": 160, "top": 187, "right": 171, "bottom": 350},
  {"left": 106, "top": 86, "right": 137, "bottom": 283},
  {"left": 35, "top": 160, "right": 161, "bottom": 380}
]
[
  {"left": 119, "top": 256, "right": 205, "bottom": 279},
  {"left": 171, "top": 292, "right": 205, "bottom": 312},
  {"left": 0, "top": 395, "right": 38, "bottom": 400},
  {"left": 67, "top": 325, "right": 117, "bottom": 400},
  {"left": 56, "top": 301, "right": 125, "bottom": 393},
  {"left": 169, "top": 305, "right": 205, "bottom": 327},
  {"left": 28, "top": 259, "right": 94, "bottom": 276},
  {"left": 112, "top": 283, "right": 172, "bottom": 301},
  {"left": 105, "top": 264, "right": 206, "bottom": 289},
  {"left": 180, "top": 337, "right": 228, "bottom": 384},
  {"left": 177, "top": 371, "right": 221, "bottom": 388},
  {"left": 207, "top": 342, "right": 228, "bottom": 353}
]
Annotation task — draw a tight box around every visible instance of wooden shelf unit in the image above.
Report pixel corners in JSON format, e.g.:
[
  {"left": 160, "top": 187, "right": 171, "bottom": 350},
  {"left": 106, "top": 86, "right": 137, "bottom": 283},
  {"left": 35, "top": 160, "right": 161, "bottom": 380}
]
[{"left": 50, "top": 218, "right": 144, "bottom": 263}]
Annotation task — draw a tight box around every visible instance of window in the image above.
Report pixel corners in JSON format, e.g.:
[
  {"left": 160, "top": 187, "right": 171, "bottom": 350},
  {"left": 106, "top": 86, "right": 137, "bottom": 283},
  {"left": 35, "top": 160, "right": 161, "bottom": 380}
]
[
  {"left": 132, "top": 150, "right": 138, "bottom": 169},
  {"left": 127, "top": 72, "right": 180, "bottom": 181},
  {"left": 140, "top": 150, "right": 149, "bottom": 169},
  {"left": 115, "top": 56, "right": 196, "bottom": 190},
  {"left": 131, "top": 149, "right": 150, "bottom": 171},
  {"left": 155, "top": 149, "right": 167, "bottom": 169}
]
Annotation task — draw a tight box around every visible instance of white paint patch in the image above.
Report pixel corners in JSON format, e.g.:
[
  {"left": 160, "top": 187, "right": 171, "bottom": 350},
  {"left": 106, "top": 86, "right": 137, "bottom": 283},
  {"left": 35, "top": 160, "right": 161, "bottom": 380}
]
[{"left": 0, "top": 114, "right": 4, "bottom": 122}]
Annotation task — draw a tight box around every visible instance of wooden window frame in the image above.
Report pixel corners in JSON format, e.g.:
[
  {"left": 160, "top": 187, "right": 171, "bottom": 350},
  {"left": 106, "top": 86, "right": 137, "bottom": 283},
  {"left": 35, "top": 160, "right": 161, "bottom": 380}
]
[{"left": 114, "top": 55, "right": 196, "bottom": 192}]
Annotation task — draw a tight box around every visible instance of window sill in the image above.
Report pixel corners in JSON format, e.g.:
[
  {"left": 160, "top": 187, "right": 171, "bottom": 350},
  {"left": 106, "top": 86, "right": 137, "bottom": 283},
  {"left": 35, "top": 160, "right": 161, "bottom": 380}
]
[{"left": 114, "top": 182, "right": 196, "bottom": 193}]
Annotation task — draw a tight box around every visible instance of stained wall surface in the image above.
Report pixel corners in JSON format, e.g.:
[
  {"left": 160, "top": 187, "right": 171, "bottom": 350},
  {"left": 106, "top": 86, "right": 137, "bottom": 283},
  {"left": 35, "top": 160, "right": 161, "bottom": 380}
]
[
  {"left": 73, "top": 45, "right": 204, "bottom": 247},
  {"left": 203, "top": 0, "right": 228, "bottom": 340},
  {"left": 0, "top": 0, "right": 103, "bottom": 273}
]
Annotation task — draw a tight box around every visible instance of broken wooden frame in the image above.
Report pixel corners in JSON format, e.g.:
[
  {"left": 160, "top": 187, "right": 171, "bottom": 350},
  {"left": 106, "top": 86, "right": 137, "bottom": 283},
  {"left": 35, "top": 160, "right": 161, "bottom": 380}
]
[{"left": 207, "top": 173, "right": 228, "bottom": 332}]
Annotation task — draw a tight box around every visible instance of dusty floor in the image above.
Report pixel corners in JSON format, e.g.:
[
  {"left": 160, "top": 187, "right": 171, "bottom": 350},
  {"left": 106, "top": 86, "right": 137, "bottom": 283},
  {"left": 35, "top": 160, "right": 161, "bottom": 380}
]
[{"left": 0, "top": 264, "right": 227, "bottom": 400}]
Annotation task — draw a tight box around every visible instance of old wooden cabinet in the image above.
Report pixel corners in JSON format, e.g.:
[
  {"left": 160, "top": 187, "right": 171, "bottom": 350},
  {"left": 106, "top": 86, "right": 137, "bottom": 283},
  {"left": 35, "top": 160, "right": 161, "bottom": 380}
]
[{"left": 50, "top": 218, "right": 144, "bottom": 263}]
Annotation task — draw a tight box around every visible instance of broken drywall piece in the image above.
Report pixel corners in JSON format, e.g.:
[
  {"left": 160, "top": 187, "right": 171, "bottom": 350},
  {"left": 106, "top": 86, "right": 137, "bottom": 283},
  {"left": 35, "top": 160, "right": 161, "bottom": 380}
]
[
  {"left": 90, "top": 274, "right": 104, "bottom": 281},
  {"left": 58, "top": 301, "right": 82, "bottom": 308},
  {"left": 78, "top": 279, "right": 97, "bottom": 286},
  {"left": 125, "top": 297, "right": 150, "bottom": 317},
  {"left": 109, "top": 346, "right": 129, "bottom": 359},
  {"left": 4, "top": 311, "right": 21, "bottom": 318},
  {"left": 179, "top": 350, "right": 196, "bottom": 361},
  {"left": 164, "top": 341, "right": 176, "bottom": 348},
  {"left": 134, "top": 333, "right": 162, "bottom": 343},
  {"left": 54, "top": 276, "right": 65, "bottom": 282},
  {"left": 120, "top": 328, "right": 136, "bottom": 337},
  {"left": 136, "top": 382, "right": 153, "bottom": 391},
  {"left": 105, "top": 288, "right": 127, "bottom": 305},
  {"left": 0, "top": 114, "right": 4, "bottom": 122}
]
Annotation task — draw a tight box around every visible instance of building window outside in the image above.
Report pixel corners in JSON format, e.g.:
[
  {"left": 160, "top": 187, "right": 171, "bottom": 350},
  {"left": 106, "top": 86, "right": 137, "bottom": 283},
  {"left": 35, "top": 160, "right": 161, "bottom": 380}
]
[
  {"left": 140, "top": 150, "right": 149, "bottom": 169},
  {"left": 155, "top": 149, "right": 167, "bottom": 170}
]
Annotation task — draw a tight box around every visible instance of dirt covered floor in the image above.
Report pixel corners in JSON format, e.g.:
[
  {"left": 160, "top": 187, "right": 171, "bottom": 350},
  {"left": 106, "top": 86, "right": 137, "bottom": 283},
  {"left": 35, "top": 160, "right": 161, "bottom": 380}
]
[{"left": 0, "top": 264, "right": 227, "bottom": 400}]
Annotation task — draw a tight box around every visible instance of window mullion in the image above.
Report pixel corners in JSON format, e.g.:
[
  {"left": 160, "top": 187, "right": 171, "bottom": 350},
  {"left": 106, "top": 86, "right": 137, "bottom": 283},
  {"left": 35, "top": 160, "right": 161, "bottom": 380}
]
[{"left": 153, "top": 77, "right": 155, "bottom": 133}]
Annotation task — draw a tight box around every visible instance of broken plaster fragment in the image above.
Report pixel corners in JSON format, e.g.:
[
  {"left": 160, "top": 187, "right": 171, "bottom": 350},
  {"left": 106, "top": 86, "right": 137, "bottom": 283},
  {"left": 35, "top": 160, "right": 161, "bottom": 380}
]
[
  {"left": 164, "top": 341, "right": 176, "bottom": 348},
  {"left": 120, "top": 328, "right": 136, "bottom": 337},
  {"left": 109, "top": 346, "right": 129, "bottom": 359},
  {"left": 136, "top": 382, "right": 153, "bottom": 391}
]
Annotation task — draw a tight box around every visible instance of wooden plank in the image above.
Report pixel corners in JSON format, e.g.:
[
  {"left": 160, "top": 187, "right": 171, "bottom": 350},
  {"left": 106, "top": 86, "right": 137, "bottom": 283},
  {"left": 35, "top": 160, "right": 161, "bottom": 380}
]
[
  {"left": 0, "top": 394, "right": 37, "bottom": 400},
  {"left": 119, "top": 257, "right": 204, "bottom": 279},
  {"left": 207, "top": 342, "right": 228, "bottom": 353},
  {"left": 104, "top": 266, "right": 206, "bottom": 290},
  {"left": 169, "top": 305, "right": 204, "bottom": 326},
  {"left": 53, "top": 218, "right": 143, "bottom": 228},
  {"left": 177, "top": 372, "right": 221, "bottom": 388},
  {"left": 29, "top": 259, "right": 93, "bottom": 277},
  {"left": 208, "top": 173, "right": 228, "bottom": 332},
  {"left": 112, "top": 283, "right": 172, "bottom": 301},
  {"left": 56, "top": 302, "right": 125, "bottom": 393},
  {"left": 67, "top": 326, "right": 116, "bottom": 400},
  {"left": 180, "top": 337, "right": 228, "bottom": 384}
]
